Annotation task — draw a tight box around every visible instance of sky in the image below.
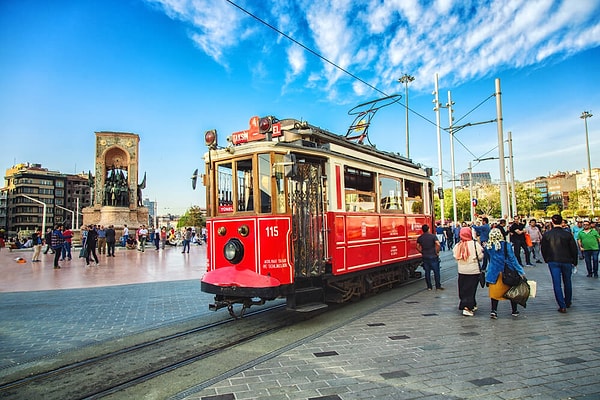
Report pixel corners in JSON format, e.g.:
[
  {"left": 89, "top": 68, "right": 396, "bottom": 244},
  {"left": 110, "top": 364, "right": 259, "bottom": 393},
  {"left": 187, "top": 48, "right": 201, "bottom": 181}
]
[{"left": 1, "top": 0, "right": 599, "bottom": 215}]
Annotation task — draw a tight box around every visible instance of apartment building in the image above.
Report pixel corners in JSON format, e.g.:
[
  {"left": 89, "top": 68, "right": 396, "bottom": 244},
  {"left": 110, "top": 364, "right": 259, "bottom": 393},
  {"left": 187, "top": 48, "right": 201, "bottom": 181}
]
[{"left": 1, "top": 163, "right": 92, "bottom": 235}]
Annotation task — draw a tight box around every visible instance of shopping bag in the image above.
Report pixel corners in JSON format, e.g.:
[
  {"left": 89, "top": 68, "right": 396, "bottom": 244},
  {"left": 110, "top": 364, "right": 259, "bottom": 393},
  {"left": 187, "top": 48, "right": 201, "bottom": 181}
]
[
  {"left": 527, "top": 280, "right": 537, "bottom": 298},
  {"left": 503, "top": 280, "right": 530, "bottom": 307}
]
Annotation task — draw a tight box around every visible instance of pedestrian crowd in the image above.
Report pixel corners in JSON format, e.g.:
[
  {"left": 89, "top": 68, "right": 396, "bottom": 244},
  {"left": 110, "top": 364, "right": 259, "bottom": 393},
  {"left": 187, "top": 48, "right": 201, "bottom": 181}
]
[
  {"left": 418, "top": 214, "right": 599, "bottom": 319},
  {"left": 5, "top": 223, "right": 207, "bottom": 269}
]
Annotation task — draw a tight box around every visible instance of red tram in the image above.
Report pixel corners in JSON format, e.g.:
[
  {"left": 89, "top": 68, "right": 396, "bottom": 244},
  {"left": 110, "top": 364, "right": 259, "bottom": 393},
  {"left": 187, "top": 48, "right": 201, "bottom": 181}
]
[{"left": 200, "top": 115, "right": 434, "bottom": 317}]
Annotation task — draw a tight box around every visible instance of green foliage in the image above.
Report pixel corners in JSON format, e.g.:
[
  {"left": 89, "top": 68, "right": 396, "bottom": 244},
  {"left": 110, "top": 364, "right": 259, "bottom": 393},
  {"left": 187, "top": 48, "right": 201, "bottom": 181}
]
[
  {"left": 561, "top": 209, "right": 574, "bottom": 218},
  {"left": 546, "top": 204, "right": 561, "bottom": 216},
  {"left": 177, "top": 205, "right": 205, "bottom": 228}
]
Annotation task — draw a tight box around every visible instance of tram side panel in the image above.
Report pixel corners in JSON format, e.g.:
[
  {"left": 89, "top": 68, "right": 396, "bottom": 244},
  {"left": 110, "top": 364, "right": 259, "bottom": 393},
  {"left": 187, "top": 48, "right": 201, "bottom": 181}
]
[{"left": 328, "top": 212, "right": 430, "bottom": 275}]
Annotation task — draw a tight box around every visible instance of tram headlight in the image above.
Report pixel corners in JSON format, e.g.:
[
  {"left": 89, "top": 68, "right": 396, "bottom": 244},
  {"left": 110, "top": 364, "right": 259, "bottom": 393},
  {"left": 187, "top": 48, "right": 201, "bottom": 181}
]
[
  {"left": 205, "top": 129, "right": 217, "bottom": 149},
  {"left": 224, "top": 238, "right": 244, "bottom": 264},
  {"left": 258, "top": 117, "right": 272, "bottom": 134}
]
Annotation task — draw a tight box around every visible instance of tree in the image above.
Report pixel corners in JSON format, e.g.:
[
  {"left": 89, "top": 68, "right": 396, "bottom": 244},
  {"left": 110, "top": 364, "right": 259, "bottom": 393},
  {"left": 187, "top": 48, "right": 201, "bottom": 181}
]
[{"left": 177, "top": 205, "right": 205, "bottom": 228}]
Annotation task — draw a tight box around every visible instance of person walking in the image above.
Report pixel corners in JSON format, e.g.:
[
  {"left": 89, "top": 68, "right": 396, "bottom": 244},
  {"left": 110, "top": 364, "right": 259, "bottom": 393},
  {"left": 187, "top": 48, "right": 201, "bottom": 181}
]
[
  {"left": 509, "top": 216, "right": 532, "bottom": 267},
  {"left": 473, "top": 217, "right": 491, "bottom": 269},
  {"left": 97, "top": 225, "right": 107, "bottom": 255},
  {"left": 160, "top": 227, "right": 167, "bottom": 249},
  {"left": 105, "top": 225, "right": 116, "bottom": 257},
  {"left": 43, "top": 227, "right": 54, "bottom": 254},
  {"left": 122, "top": 224, "right": 129, "bottom": 247},
  {"left": 541, "top": 214, "right": 579, "bottom": 313},
  {"left": 138, "top": 225, "right": 148, "bottom": 252},
  {"left": 85, "top": 225, "right": 99, "bottom": 266},
  {"left": 485, "top": 228, "right": 526, "bottom": 318},
  {"left": 154, "top": 228, "right": 160, "bottom": 250},
  {"left": 181, "top": 227, "right": 192, "bottom": 253},
  {"left": 576, "top": 220, "right": 600, "bottom": 278},
  {"left": 51, "top": 224, "right": 65, "bottom": 269},
  {"left": 61, "top": 226, "right": 73, "bottom": 261},
  {"left": 571, "top": 220, "right": 585, "bottom": 260},
  {"left": 524, "top": 218, "right": 543, "bottom": 264},
  {"left": 453, "top": 227, "right": 484, "bottom": 316},
  {"left": 31, "top": 228, "right": 43, "bottom": 262},
  {"left": 416, "top": 224, "right": 444, "bottom": 291}
]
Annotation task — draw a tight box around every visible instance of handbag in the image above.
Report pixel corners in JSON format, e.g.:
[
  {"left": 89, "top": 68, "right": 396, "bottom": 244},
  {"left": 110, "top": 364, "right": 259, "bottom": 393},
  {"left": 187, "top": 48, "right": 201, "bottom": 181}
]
[
  {"left": 473, "top": 240, "right": 486, "bottom": 288},
  {"left": 501, "top": 243, "right": 521, "bottom": 286}
]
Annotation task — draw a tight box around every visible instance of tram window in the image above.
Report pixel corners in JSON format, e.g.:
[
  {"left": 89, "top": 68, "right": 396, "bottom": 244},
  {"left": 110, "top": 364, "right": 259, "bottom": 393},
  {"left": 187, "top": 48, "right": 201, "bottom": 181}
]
[
  {"left": 237, "top": 159, "right": 253, "bottom": 211},
  {"left": 217, "top": 163, "right": 234, "bottom": 213},
  {"left": 404, "top": 179, "right": 424, "bottom": 214},
  {"left": 273, "top": 154, "right": 286, "bottom": 213},
  {"left": 258, "top": 154, "right": 272, "bottom": 213},
  {"left": 344, "top": 166, "right": 375, "bottom": 212},
  {"left": 380, "top": 176, "right": 404, "bottom": 212}
]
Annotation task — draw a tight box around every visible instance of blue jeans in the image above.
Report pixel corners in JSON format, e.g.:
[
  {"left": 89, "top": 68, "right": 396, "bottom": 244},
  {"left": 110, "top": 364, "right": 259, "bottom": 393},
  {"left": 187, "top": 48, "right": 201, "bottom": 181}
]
[
  {"left": 548, "top": 262, "right": 573, "bottom": 309},
  {"left": 583, "top": 250, "right": 599, "bottom": 276},
  {"left": 422, "top": 257, "right": 442, "bottom": 289}
]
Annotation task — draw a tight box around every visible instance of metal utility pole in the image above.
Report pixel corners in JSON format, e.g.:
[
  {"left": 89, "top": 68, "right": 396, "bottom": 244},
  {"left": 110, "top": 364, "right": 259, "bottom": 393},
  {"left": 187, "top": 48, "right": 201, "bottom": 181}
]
[
  {"left": 469, "top": 162, "right": 474, "bottom": 223},
  {"left": 433, "top": 73, "right": 445, "bottom": 224},
  {"left": 581, "top": 111, "right": 594, "bottom": 214},
  {"left": 447, "top": 91, "right": 457, "bottom": 224},
  {"left": 495, "top": 79, "right": 509, "bottom": 218},
  {"left": 507, "top": 131, "right": 517, "bottom": 216},
  {"left": 398, "top": 73, "right": 415, "bottom": 159}
]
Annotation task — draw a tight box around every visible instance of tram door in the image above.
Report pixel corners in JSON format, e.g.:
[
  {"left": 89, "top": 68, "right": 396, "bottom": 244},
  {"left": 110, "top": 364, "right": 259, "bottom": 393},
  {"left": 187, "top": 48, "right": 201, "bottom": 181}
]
[{"left": 289, "top": 161, "right": 326, "bottom": 278}]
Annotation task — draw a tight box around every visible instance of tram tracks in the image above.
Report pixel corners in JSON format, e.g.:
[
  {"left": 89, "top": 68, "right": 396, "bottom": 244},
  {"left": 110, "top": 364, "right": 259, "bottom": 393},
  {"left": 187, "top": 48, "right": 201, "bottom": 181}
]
[
  {"left": 1, "top": 258, "right": 456, "bottom": 399},
  {"left": 0, "top": 303, "right": 315, "bottom": 400}
]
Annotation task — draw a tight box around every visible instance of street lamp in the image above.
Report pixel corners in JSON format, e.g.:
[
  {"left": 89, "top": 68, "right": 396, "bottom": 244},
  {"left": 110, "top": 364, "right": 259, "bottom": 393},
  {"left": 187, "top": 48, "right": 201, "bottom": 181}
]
[
  {"left": 581, "top": 111, "right": 594, "bottom": 214},
  {"left": 21, "top": 194, "right": 47, "bottom": 234},
  {"left": 55, "top": 205, "right": 75, "bottom": 229},
  {"left": 398, "top": 73, "right": 415, "bottom": 158}
]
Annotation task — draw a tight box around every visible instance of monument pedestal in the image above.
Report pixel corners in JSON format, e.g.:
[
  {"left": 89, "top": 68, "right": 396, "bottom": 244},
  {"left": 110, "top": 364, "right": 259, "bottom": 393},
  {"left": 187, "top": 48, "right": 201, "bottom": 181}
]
[{"left": 82, "top": 205, "right": 149, "bottom": 232}]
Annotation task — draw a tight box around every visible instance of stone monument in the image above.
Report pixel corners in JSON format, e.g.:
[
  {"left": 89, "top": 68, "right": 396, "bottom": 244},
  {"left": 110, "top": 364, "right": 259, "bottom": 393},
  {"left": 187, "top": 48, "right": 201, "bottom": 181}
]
[{"left": 82, "top": 132, "right": 148, "bottom": 230}]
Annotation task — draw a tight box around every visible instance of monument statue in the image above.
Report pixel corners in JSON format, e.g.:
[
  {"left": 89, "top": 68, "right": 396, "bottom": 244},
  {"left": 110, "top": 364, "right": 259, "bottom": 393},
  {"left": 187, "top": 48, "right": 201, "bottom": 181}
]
[{"left": 82, "top": 131, "right": 149, "bottom": 231}]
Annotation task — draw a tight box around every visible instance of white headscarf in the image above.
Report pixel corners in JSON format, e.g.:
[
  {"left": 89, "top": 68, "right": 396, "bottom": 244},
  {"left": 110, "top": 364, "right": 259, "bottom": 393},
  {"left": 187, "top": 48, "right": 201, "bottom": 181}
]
[{"left": 486, "top": 228, "right": 504, "bottom": 251}]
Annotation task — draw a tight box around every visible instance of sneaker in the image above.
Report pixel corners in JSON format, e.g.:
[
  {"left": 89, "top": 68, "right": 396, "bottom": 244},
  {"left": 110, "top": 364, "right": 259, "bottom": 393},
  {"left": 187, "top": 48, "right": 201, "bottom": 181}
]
[
  {"left": 54, "top": 266, "right": 61, "bottom": 269},
  {"left": 558, "top": 308, "right": 567, "bottom": 313},
  {"left": 511, "top": 311, "right": 520, "bottom": 317},
  {"left": 436, "top": 287, "right": 444, "bottom": 290},
  {"left": 490, "top": 311, "right": 498, "bottom": 319},
  {"left": 536, "top": 260, "right": 543, "bottom": 264},
  {"left": 427, "top": 288, "right": 432, "bottom": 291},
  {"left": 462, "top": 308, "right": 474, "bottom": 317}
]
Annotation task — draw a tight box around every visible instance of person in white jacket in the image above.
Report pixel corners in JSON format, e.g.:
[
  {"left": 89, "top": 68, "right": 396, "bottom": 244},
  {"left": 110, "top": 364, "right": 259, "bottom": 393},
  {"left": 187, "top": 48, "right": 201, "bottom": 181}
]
[{"left": 453, "top": 227, "right": 484, "bottom": 316}]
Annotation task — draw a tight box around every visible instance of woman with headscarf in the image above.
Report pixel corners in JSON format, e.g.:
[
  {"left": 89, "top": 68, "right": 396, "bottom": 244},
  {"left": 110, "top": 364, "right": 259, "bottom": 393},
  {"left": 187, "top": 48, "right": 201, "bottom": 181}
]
[
  {"left": 485, "top": 228, "right": 526, "bottom": 319},
  {"left": 453, "top": 227, "right": 484, "bottom": 316}
]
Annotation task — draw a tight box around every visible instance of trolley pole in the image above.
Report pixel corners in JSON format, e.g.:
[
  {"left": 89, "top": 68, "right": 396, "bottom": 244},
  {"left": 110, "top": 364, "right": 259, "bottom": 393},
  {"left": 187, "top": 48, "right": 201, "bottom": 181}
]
[
  {"left": 508, "top": 131, "right": 517, "bottom": 216},
  {"left": 434, "top": 73, "right": 445, "bottom": 224},
  {"left": 495, "top": 78, "right": 509, "bottom": 218}
]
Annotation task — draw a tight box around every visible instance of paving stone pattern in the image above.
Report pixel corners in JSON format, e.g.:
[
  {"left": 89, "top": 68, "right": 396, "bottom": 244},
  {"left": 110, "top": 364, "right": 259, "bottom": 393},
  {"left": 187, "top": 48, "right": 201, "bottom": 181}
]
[{"left": 180, "top": 256, "right": 600, "bottom": 400}]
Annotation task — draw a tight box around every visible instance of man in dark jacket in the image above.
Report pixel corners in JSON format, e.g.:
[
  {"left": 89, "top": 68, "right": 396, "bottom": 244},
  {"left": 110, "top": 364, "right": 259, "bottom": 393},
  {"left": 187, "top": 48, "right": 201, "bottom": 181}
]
[
  {"left": 417, "top": 224, "right": 443, "bottom": 291},
  {"left": 541, "top": 214, "right": 579, "bottom": 313}
]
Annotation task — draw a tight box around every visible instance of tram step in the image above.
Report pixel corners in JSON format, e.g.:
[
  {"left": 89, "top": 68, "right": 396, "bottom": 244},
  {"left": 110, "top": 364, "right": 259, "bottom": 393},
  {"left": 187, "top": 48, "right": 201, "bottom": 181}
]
[
  {"left": 291, "top": 302, "right": 328, "bottom": 312},
  {"left": 287, "top": 286, "right": 324, "bottom": 310}
]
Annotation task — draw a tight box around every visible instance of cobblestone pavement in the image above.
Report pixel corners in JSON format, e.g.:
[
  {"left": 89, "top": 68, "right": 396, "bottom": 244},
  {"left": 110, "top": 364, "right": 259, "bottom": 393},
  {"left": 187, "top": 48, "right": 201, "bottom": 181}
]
[
  {"left": 178, "top": 253, "right": 600, "bottom": 400},
  {"left": 1, "top": 246, "right": 599, "bottom": 399}
]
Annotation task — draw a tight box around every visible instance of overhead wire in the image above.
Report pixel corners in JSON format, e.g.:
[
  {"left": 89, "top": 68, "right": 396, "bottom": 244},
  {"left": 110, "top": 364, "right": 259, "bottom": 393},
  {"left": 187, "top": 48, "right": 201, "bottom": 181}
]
[{"left": 225, "top": 0, "right": 500, "bottom": 169}]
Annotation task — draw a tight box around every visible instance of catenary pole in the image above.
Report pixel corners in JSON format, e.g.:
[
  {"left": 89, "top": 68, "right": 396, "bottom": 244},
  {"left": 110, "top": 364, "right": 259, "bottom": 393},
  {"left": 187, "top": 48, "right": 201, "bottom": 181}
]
[
  {"left": 495, "top": 79, "right": 509, "bottom": 218},
  {"left": 434, "top": 73, "right": 445, "bottom": 224}
]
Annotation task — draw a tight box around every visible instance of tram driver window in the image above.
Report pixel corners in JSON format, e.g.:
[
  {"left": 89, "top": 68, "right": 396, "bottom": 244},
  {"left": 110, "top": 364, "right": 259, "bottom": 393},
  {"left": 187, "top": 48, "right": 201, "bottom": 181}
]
[
  {"left": 258, "top": 153, "right": 272, "bottom": 213},
  {"left": 404, "top": 179, "right": 424, "bottom": 214},
  {"left": 344, "top": 166, "right": 375, "bottom": 212},
  {"left": 217, "top": 163, "right": 234, "bottom": 213},
  {"left": 380, "top": 176, "right": 404, "bottom": 212},
  {"left": 236, "top": 159, "right": 253, "bottom": 212}
]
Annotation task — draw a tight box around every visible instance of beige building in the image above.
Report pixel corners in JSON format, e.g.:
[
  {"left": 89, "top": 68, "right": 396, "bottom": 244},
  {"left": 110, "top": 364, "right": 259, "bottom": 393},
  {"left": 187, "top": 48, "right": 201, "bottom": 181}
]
[{"left": 1, "top": 163, "right": 92, "bottom": 236}]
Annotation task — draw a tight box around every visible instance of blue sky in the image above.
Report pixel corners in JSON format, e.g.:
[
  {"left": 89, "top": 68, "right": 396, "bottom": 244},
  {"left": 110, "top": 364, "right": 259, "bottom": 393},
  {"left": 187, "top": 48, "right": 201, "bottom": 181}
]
[{"left": 1, "top": 0, "right": 599, "bottom": 215}]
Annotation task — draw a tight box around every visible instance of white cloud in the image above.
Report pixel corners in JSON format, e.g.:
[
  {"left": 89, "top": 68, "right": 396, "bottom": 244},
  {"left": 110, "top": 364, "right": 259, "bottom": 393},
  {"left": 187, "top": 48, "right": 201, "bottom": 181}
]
[{"left": 148, "top": 0, "right": 600, "bottom": 96}]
